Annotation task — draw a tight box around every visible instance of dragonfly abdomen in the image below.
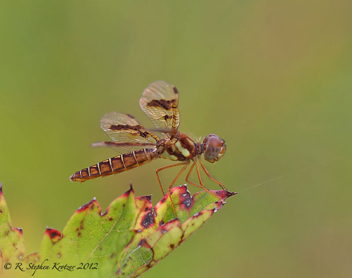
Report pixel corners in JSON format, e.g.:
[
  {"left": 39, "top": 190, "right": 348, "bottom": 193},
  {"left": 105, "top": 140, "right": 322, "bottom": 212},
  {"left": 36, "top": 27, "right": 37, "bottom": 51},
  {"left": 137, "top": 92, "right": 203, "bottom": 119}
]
[{"left": 70, "top": 148, "right": 159, "bottom": 182}]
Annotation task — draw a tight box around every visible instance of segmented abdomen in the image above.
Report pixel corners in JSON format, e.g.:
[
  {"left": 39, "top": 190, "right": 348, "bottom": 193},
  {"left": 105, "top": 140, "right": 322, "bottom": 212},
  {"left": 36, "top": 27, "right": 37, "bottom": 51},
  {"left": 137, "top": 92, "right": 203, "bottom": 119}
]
[{"left": 70, "top": 148, "right": 159, "bottom": 182}]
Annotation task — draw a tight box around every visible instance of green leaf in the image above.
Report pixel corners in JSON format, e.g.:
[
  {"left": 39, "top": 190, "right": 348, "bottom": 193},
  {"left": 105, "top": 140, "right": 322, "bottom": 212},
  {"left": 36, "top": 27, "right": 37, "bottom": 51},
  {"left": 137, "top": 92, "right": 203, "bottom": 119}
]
[
  {"left": 0, "top": 183, "right": 25, "bottom": 266},
  {"left": 0, "top": 183, "right": 236, "bottom": 278}
]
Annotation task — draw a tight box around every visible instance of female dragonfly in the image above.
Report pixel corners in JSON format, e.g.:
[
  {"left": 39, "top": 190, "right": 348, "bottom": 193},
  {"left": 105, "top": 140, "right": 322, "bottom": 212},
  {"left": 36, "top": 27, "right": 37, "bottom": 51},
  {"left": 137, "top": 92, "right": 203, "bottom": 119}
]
[{"left": 70, "top": 81, "right": 227, "bottom": 215}]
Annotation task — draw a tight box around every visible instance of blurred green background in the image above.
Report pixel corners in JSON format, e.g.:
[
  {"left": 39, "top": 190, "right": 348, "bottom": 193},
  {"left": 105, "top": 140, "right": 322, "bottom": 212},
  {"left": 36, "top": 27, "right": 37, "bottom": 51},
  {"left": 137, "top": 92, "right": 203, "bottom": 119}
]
[{"left": 1, "top": 1, "right": 351, "bottom": 277}]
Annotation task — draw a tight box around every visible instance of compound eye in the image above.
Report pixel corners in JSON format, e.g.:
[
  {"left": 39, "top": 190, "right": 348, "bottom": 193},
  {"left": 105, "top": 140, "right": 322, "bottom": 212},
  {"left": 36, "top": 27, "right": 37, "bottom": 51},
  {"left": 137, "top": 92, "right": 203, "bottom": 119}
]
[
  {"left": 205, "top": 137, "right": 221, "bottom": 159},
  {"left": 203, "top": 134, "right": 225, "bottom": 162}
]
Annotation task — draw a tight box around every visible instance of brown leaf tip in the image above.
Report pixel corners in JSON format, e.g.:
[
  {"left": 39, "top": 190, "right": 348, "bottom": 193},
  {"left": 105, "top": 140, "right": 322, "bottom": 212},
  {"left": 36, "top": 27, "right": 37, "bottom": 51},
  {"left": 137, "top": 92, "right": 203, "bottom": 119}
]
[
  {"left": 144, "top": 195, "right": 152, "bottom": 201},
  {"left": 77, "top": 198, "right": 99, "bottom": 212},
  {"left": 216, "top": 190, "right": 238, "bottom": 200},
  {"left": 0, "top": 182, "right": 3, "bottom": 194},
  {"left": 137, "top": 195, "right": 153, "bottom": 203},
  {"left": 15, "top": 227, "right": 23, "bottom": 234},
  {"left": 45, "top": 227, "right": 62, "bottom": 241},
  {"left": 226, "top": 191, "right": 237, "bottom": 198},
  {"left": 121, "top": 184, "right": 134, "bottom": 198}
]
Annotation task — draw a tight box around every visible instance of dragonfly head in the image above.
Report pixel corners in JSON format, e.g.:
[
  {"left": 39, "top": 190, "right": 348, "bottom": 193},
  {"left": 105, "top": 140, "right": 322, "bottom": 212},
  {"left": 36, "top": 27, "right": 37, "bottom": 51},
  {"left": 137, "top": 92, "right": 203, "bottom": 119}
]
[{"left": 203, "top": 134, "right": 226, "bottom": 163}]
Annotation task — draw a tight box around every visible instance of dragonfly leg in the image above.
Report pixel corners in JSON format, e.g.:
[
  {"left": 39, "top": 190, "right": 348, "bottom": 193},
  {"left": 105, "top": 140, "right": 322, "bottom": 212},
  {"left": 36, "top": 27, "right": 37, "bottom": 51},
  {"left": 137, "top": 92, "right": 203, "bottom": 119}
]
[
  {"left": 199, "top": 160, "right": 228, "bottom": 190},
  {"left": 167, "top": 162, "right": 189, "bottom": 217},
  {"left": 185, "top": 160, "right": 224, "bottom": 203},
  {"left": 155, "top": 162, "right": 189, "bottom": 217},
  {"left": 185, "top": 162, "right": 203, "bottom": 189},
  {"left": 155, "top": 162, "right": 189, "bottom": 195}
]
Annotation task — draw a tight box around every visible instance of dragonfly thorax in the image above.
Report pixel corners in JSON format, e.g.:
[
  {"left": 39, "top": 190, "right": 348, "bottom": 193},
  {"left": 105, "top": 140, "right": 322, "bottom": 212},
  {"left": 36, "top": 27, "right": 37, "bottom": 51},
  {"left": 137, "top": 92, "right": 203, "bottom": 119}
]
[{"left": 157, "top": 132, "right": 197, "bottom": 161}]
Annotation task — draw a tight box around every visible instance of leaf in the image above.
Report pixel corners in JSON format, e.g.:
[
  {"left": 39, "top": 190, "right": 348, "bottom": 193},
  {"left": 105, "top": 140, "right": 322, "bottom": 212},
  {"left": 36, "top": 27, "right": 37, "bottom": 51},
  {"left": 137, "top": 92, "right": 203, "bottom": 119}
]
[
  {"left": 0, "top": 183, "right": 236, "bottom": 278},
  {"left": 0, "top": 184, "right": 25, "bottom": 267}
]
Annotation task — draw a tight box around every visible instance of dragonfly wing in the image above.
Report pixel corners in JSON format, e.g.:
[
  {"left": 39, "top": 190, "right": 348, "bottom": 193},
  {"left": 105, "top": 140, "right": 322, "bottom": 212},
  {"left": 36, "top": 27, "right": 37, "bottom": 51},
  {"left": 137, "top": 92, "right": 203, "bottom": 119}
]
[
  {"left": 139, "top": 80, "right": 180, "bottom": 131},
  {"left": 97, "top": 112, "right": 159, "bottom": 153}
]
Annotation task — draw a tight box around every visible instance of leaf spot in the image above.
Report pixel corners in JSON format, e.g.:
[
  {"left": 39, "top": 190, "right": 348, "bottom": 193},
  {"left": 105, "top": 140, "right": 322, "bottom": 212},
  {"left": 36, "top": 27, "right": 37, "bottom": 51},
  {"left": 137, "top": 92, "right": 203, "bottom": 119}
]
[
  {"left": 182, "top": 198, "right": 192, "bottom": 209},
  {"left": 141, "top": 212, "right": 155, "bottom": 228}
]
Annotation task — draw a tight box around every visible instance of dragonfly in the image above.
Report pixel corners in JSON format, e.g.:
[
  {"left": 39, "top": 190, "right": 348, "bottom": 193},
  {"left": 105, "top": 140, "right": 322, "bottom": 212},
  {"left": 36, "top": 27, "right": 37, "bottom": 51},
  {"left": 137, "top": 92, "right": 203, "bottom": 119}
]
[{"left": 70, "top": 80, "right": 227, "bottom": 215}]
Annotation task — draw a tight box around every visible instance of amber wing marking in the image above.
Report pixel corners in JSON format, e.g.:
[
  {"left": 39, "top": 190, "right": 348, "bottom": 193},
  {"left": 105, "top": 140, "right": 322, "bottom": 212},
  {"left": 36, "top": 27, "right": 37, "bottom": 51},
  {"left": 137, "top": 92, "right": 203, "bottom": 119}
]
[
  {"left": 94, "top": 112, "right": 159, "bottom": 153},
  {"left": 139, "top": 80, "right": 180, "bottom": 131}
]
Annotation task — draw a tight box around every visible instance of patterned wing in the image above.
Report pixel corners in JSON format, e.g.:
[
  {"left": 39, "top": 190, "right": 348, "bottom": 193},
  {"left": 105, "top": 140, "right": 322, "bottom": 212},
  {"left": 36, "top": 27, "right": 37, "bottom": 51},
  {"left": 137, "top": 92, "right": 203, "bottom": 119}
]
[
  {"left": 139, "top": 81, "right": 180, "bottom": 131},
  {"left": 93, "top": 112, "right": 159, "bottom": 153}
]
